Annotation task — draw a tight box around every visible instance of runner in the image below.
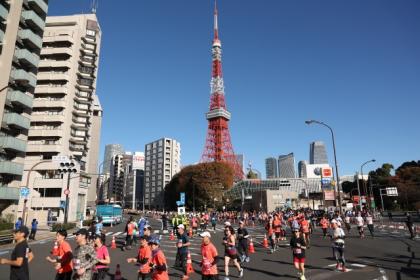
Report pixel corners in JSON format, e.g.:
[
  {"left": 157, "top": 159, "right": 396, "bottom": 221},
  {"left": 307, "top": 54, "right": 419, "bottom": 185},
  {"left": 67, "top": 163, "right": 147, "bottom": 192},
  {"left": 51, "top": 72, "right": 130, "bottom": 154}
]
[
  {"left": 124, "top": 217, "right": 138, "bottom": 250},
  {"left": 344, "top": 215, "right": 351, "bottom": 233},
  {"left": 92, "top": 234, "right": 110, "bottom": 280},
  {"left": 273, "top": 214, "right": 282, "bottom": 250},
  {"left": 46, "top": 229, "right": 73, "bottom": 280},
  {"left": 200, "top": 231, "right": 219, "bottom": 280},
  {"left": 72, "top": 228, "right": 98, "bottom": 280},
  {"left": 237, "top": 221, "right": 250, "bottom": 263},
  {"left": 355, "top": 213, "right": 365, "bottom": 238},
  {"left": 365, "top": 212, "right": 375, "bottom": 238},
  {"left": 0, "top": 225, "right": 33, "bottom": 280},
  {"left": 290, "top": 228, "right": 307, "bottom": 280},
  {"left": 223, "top": 226, "right": 243, "bottom": 280},
  {"left": 330, "top": 220, "right": 348, "bottom": 272},
  {"left": 265, "top": 216, "right": 276, "bottom": 253},
  {"left": 211, "top": 214, "right": 217, "bottom": 232},
  {"left": 319, "top": 216, "right": 329, "bottom": 238},
  {"left": 176, "top": 224, "right": 191, "bottom": 280},
  {"left": 149, "top": 236, "right": 169, "bottom": 280},
  {"left": 127, "top": 235, "right": 152, "bottom": 280},
  {"left": 300, "top": 217, "right": 310, "bottom": 247}
]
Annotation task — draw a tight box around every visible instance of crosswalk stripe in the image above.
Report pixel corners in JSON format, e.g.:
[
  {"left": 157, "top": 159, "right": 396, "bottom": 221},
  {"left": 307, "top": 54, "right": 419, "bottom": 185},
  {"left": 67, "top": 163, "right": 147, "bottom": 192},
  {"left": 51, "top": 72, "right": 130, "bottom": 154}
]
[
  {"left": 105, "top": 232, "right": 113, "bottom": 236},
  {"left": 350, "top": 263, "right": 367, "bottom": 268},
  {"left": 113, "top": 231, "right": 123, "bottom": 236}
]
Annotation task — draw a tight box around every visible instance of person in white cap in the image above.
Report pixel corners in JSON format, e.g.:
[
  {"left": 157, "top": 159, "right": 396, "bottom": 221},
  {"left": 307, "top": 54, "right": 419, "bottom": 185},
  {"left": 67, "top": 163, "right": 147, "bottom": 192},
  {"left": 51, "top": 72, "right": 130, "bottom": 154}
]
[
  {"left": 176, "top": 224, "right": 190, "bottom": 279},
  {"left": 200, "top": 231, "right": 219, "bottom": 280},
  {"left": 330, "top": 219, "right": 348, "bottom": 272}
]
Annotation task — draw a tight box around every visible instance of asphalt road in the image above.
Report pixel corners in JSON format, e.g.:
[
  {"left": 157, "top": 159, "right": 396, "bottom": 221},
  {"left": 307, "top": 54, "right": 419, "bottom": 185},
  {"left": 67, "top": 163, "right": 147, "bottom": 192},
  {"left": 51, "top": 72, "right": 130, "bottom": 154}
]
[{"left": 0, "top": 217, "right": 419, "bottom": 280}]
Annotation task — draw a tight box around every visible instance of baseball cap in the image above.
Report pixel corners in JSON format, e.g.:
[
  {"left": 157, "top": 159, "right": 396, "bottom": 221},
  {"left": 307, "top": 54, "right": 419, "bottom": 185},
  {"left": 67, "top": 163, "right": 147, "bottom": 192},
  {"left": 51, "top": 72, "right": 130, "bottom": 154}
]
[
  {"left": 224, "top": 221, "right": 231, "bottom": 227},
  {"left": 199, "top": 231, "right": 211, "bottom": 238},
  {"left": 331, "top": 219, "right": 338, "bottom": 224},
  {"left": 74, "top": 228, "right": 89, "bottom": 236},
  {"left": 15, "top": 226, "right": 29, "bottom": 237},
  {"left": 177, "top": 224, "right": 185, "bottom": 229},
  {"left": 148, "top": 235, "right": 160, "bottom": 245}
]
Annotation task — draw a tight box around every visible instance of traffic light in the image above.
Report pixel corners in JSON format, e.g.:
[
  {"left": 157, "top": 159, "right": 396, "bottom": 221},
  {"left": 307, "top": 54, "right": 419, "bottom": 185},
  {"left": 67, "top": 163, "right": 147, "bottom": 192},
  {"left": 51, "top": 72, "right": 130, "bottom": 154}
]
[{"left": 58, "top": 161, "right": 78, "bottom": 174}]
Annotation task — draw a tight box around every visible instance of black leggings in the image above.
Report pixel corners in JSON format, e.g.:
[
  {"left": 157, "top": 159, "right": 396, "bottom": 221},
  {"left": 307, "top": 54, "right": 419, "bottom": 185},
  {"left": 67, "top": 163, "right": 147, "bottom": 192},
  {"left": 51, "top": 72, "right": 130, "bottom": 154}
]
[
  {"left": 333, "top": 244, "right": 345, "bottom": 265},
  {"left": 92, "top": 268, "right": 108, "bottom": 280},
  {"left": 237, "top": 239, "right": 248, "bottom": 257}
]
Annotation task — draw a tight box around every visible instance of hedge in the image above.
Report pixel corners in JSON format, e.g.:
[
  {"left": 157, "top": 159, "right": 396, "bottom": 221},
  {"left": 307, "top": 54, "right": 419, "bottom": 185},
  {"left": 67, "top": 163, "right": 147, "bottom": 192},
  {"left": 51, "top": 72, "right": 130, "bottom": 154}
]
[
  {"left": 82, "top": 219, "right": 93, "bottom": 226},
  {"left": 0, "top": 222, "right": 13, "bottom": 231},
  {"left": 51, "top": 223, "right": 76, "bottom": 232}
]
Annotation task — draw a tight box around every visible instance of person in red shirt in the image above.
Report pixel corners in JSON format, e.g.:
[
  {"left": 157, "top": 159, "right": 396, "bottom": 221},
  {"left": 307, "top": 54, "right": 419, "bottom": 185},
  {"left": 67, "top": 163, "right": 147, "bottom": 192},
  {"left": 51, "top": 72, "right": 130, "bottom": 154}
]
[
  {"left": 265, "top": 216, "right": 275, "bottom": 253},
  {"left": 273, "top": 215, "right": 282, "bottom": 249},
  {"left": 46, "top": 229, "right": 73, "bottom": 280},
  {"left": 149, "top": 236, "right": 169, "bottom": 280},
  {"left": 127, "top": 235, "right": 152, "bottom": 280},
  {"left": 300, "top": 218, "right": 311, "bottom": 247},
  {"left": 93, "top": 234, "right": 110, "bottom": 280},
  {"left": 319, "top": 216, "right": 329, "bottom": 238},
  {"left": 200, "top": 231, "right": 218, "bottom": 280}
]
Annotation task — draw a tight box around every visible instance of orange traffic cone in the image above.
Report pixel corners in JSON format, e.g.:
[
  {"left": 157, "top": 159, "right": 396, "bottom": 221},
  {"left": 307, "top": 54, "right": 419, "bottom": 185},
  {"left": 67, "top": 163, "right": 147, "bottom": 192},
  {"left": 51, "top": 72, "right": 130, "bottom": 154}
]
[
  {"left": 170, "top": 231, "right": 175, "bottom": 241},
  {"left": 52, "top": 241, "right": 59, "bottom": 256},
  {"left": 111, "top": 236, "right": 116, "bottom": 249},
  {"left": 186, "top": 252, "right": 194, "bottom": 275},
  {"left": 248, "top": 238, "right": 255, "bottom": 254},
  {"left": 114, "top": 264, "right": 122, "bottom": 280},
  {"left": 188, "top": 227, "right": 193, "bottom": 237},
  {"left": 263, "top": 234, "right": 269, "bottom": 248}
]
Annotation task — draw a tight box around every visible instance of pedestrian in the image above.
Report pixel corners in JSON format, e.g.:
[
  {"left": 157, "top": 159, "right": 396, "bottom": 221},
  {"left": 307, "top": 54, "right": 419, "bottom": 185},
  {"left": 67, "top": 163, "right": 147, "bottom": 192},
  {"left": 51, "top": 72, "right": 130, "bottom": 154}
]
[
  {"left": 344, "top": 215, "right": 351, "bottom": 234},
  {"left": 365, "top": 213, "right": 375, "bottom": 238},
  {"left": 92, "top": 234, "right": 110, "bottom": 280},
  {"left": 149, "top": 236, "right": 169, "bottom": 280},
  {"left": 405, "top": 212, "right": 415, "bottom": 239},
  {"left": 330, "top": 220, "right": 348, "bottom": 272},
  {"left": 355, "top": 213, "right": 365, "bottom": 238},
  {"left": 175, "top": 224, "right": 191, "bottom": 280},
  {"left": 123, "top": 217, "right": 137, "bottom": 251},
  {"left": 127, "top": 235, "right": 152, "bottom": 280},
  {"left": 29, "top": 219, "right": 38, "bottom": 241},
  {"left": 200, "top": 231, "right": 219, "bottom": 280},
  {"left": 15, "top": 217, "right": 22, "bottom": 231},
  {"left": 265, "top": 216, "right": 276, "bottom": 253},
  {"left": 0, "top": 225, "right": 33, "bottom": 280},
  {"left": 211, "top": 215, "right": 217, "bottom": 232},
  {"left": 290, "top": 228, "right": 307, "bottom": 280},
  {"left": 223, "top": 226, "right": 243, "bottom": 280},
  {"left": 46, "top": 229, "right": 73, "bottom": 280},
  {"left": 300, "top": 217, "right": 310, "bottom": 247},
  {"left": 143, "top": 225, "right": 152, "bottom": 240},
  {"left": 94, "top": 217, "right": 105, "bottom": 244},
  {"left": 237, "top": 221, "right": 250, "bottom": 263},
  {"left": 320, "top": 216, "right": 329, "bottom": 238},
  {"left": 72, "top": 228, "right": 98, "bottom": 280},
  {"left": 273, "top": 214, "right": 282, "bottom": 250}
]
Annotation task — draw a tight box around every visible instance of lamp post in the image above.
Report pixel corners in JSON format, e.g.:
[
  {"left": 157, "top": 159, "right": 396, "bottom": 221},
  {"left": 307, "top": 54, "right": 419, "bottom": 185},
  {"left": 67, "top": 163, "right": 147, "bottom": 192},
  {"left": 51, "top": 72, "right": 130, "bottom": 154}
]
[
  {"left": 305, "top": 120, "right": 342, "bottom": 214},
  {"left": 361, "top": 159, "right": 376, "bottom": 209}
]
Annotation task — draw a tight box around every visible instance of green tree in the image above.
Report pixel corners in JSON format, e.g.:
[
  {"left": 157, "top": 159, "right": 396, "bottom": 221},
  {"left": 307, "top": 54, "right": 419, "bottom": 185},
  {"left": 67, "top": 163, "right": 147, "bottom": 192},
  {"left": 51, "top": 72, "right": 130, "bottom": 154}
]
[
  {"left": 246, "top": 170, "right": 258, "bottom": 179},
  {"left": 164, "top": 162, "right": 234, "bottom": 211}
]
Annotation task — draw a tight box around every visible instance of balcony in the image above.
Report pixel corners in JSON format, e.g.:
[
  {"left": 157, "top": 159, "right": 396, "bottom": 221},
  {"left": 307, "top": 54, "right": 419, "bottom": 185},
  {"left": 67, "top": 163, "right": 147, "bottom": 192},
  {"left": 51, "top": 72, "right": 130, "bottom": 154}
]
[
  {"left": 43, "top": 34, "right": 73, "bottom": 43},
  {"left": 72, "top": 109, "right": 89, "bottom": 117},
  {"left": 27, "top": 0, "right": 48, "bottom": 16},
  {"left": 22, "top": 10, "right": 45, "bottom": 33},
  {"left": 33, "top": 99, "right": 66, "bottom": 108},
  {"left": 37, "top": 72, "right": 69, "bottom": 82},
  {"left": 0, "top": 29, "right": 4, "bottom": 42},
  {"left": 26, "top": 144, "right": 61, "bottom": 153},
  {"left": 29, "top": 129, "right": 63, "bottom": 137},
  {"left": 35, "top": 86, "right": 68, "bottom": 95},
  {"left": 41, "top": 47, "right": 72, "bottom": 56},
  {"left": 0, "top": 136, "right": 27, "bottom": 153},
  {"left": 15, "top": 48, "right": 40, "bottom": 68},
  {"left": 0, "top": 187, "right": 20, "bottom": 200},
  {"left": 30, "top": 114, "right": 65, "bottom": 123},
  {"left": 0, "top": 4, "right": 8, "bottom": 21},
  {"left": 7, "top": 90, "right": 33, "bottom": 110},
  {"left": 18, "top": 29, "right": 43, "bottom": 50},
  {"left": 71, "top": 123, "right": 88, "bottom": 131},
  {"left": 3, "top": 113, "right": 30, "bottom": 130},
  {"left": 38, "top": 60, "right": 72, "bottom": 69},
  {"left": 31, "top": 197, "right": 61, "bottom": 208},
  {"left": 0, "top": 161, "right": 24, "bottom": 176},
  {"left": 10, "top": 69, "right": 37, "bottom": 88}
]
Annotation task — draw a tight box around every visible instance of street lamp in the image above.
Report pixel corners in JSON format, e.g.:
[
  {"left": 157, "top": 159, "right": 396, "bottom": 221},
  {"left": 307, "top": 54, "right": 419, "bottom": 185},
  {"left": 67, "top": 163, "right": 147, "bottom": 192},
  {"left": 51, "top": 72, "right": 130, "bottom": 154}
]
[
  {"left": 361, "top": 159, "right": 376, "bottom": 209},
  {"left": 305, "top": 119, "right": 342, "bottom": 214},
  {"left": 58, "top": 160, "right": 78, "bottom": 224}
]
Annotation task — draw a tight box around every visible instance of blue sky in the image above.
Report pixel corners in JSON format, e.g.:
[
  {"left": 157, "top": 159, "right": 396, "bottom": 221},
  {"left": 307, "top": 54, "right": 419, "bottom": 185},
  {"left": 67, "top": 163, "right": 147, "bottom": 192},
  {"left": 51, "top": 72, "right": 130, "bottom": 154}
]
[{"left": 48, "top": 0, "right": 420, "bottom": 177}]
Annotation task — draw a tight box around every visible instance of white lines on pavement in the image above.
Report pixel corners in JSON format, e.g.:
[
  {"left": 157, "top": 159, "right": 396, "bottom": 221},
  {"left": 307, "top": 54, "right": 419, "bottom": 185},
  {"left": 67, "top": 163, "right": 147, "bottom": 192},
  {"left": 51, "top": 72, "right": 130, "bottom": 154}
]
[
  {"left": 113, "top": 231, "right": 123, "bottom": 236},
  {"left": 350, "top": 263, "right": 367, "bottom": 268},
  {"left": 327, "top": 264, "right": 337, "bottom": 267},
  {"left": 105, "top": 232, "right": 113, "bottom": 236}
]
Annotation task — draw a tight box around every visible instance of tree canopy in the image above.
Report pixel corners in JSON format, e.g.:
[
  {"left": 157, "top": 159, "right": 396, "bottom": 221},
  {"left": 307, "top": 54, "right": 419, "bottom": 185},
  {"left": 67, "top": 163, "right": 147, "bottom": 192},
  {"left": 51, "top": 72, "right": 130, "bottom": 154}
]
[{"left": 164, "top": 162, "right": 234, "bottom": 211}]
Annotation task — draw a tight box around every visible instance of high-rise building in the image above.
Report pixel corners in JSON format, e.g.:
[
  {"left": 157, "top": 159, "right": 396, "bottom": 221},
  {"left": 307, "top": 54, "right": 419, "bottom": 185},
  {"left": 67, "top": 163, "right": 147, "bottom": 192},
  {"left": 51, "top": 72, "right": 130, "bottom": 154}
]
[
  {"left": 0, "top": 0, "right": 49, "bottom": 214},
  {"left": 309, "top": 141, "right": 328, "bottom": 164},
  {"left": 265, "top": 157, "right": 278, "bottom": 179},
  {"left": 124, "top": 152, "right": 144, "bottom": 210},
  {"left": 144, "top": 138, "right": 181, "bottom": 210},
  {"left": 298, "top": 160, "right": 308, "bottom": 178},
  {"left": 103, "top": 144, "right": 124, "bottom": 174},
  {"left": 278, "top": 153, "right": 296, "bottom": 178},
  {"left": 17, "top": 14, "right": 102, "bottom": 224}
]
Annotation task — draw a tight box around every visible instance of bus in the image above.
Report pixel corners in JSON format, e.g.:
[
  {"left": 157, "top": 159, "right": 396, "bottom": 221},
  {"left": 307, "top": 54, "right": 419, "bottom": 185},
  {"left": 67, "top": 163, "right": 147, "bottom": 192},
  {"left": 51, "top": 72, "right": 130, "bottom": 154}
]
[{"left": 96, "top": 204, "right": 123, "bottom": 225}]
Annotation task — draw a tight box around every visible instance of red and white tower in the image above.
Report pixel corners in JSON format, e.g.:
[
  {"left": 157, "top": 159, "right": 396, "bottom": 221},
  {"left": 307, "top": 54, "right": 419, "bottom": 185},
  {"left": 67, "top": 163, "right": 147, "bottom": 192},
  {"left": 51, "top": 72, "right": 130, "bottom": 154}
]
[{"left": 201, "top": 1, "right": 243, "bottom": 180}]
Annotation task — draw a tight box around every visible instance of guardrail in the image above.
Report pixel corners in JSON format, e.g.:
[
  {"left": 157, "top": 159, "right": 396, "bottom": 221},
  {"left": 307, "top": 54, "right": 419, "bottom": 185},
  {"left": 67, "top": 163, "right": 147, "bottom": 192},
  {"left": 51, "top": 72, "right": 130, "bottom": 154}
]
[{"left": 0, "top": 230, "right": 14, "bottom": 244}]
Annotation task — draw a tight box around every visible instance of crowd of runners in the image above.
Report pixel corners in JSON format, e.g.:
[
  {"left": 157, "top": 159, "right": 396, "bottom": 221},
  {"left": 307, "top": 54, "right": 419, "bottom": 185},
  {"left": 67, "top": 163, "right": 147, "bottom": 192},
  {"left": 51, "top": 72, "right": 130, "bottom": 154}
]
[{"left": 0, "top": 207, "right": 416, "bottom": 280}]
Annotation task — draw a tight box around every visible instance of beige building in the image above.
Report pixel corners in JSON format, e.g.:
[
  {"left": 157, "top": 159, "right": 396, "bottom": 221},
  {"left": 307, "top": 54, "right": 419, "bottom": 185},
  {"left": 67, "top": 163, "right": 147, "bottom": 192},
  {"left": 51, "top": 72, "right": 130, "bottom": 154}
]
[
  {"left": 144, "top": 138, "right": 181, "bottom": 210},
  {"left": 6, "top": 13, "right": 103, "bottom": 224},
  {"left": 0, "top": 0, "right": 49, "bottom": 214}
]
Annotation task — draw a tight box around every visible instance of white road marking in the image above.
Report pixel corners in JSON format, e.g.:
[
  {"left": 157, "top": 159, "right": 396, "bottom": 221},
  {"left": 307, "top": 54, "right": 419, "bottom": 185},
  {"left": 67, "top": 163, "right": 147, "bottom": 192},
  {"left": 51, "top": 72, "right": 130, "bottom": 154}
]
[
  {"left": 105, "top": 232, "right": 113, "bottom": 236},
  {"left": 113, "top": 231, "right": 123, "bottom": 236},
  {"left": 350, "top": 263, "right": 367, "bottom": 268}
]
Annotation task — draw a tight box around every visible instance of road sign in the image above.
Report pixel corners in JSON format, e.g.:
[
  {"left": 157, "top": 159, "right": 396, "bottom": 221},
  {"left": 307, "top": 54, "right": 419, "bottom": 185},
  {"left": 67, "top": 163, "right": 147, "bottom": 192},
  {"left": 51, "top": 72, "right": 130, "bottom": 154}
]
[
  {"left": 180, "top": 192, "right": 185, "bottom": 204},
  {"left": 386, "top": 187, "right": 398, "bottom": 196},
  {"left": 20, "top": 187, "right": 29, "bottom": 198},
  {"left": 322, "top": 167, "right": 333, "bottom": 178},
  {"left": 60, "top": 200, "right": 66, "bottom": 209},
  {"left": 63, "top": 189, "right": 70, "bottom": 196},
  {"left": 177, "top": 206, "right": 185, "bottom": 215},
  {"left": 52, "top": 155, "right": 69, "bottom": 162}
]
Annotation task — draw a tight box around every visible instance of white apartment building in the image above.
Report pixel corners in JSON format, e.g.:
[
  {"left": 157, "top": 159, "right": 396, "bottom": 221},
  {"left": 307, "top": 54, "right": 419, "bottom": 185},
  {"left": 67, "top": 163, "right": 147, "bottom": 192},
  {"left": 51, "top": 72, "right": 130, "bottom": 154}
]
[
  {"left": 144, "top": 138, "right": 180, "bottom": 210},
  {"left": 9, "top": 13, "right": 103, "bottom": 225}
]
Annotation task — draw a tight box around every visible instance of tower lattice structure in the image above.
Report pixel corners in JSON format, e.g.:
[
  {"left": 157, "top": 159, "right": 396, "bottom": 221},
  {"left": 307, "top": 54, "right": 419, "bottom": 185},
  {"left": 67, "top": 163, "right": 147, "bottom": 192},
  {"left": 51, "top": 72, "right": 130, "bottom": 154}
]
[{"left": 201, "top": 2, "right": 243, "bottom": 180}]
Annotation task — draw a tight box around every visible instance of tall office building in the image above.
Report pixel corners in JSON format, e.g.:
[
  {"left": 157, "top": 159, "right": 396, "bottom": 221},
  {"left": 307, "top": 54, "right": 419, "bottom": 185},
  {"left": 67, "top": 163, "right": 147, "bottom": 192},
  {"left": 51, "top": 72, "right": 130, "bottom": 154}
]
[
  {"left": 265, "top": 157, "right": 278, "bottom": 179},
  {"left": 16, "top": 14, "right": 102, "bottom": 224},
  {"left": 124, "top": 152, "right": 144, "bottom": 209},
  {"left": 298, "top": 160, "right": 307, "bottom": 178},
  {"left": 0, "top": 0, "right": 49, "bottom": 215},
  {"left": 144, "top": 138, "right": 181, "bottom": 210},
  {"left": 278, "top": 153, "right": 296, "bottom": 178},
  {"left": 309, "top": 141, "right": 328, "bottom": 164},
  {"left": 103, "top": 144, "right": 124, "bottom": 174}
]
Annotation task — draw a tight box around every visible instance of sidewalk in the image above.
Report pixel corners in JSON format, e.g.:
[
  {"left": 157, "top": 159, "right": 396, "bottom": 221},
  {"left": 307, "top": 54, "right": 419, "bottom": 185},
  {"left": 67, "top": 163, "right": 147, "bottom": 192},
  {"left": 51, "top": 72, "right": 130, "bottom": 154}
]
[{"left": 0, "top": 225, "right": 56, "bottom": 250}]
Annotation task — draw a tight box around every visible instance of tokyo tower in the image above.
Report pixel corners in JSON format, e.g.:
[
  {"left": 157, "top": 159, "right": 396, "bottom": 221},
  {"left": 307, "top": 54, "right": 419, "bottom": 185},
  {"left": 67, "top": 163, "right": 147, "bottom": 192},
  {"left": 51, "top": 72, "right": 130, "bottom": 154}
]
[{"left": 201, "top": 1, "right": 244, "bottom": 180}]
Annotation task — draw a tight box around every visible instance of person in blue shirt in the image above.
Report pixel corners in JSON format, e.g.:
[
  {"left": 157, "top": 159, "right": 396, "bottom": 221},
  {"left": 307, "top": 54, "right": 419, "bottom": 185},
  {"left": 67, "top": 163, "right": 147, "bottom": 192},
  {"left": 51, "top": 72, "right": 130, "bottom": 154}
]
[
  {"left": 138, "top": 216, "right": 147, "bottom": 237},
  {"left": 95, "top": 217, "right": 105, "bottom": 243},
  {"left": 15, "top": 217, "right": 22, "bottom": 231},
  {"left": 29, "top": 219, "right": 38, "bottom": 240}
]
